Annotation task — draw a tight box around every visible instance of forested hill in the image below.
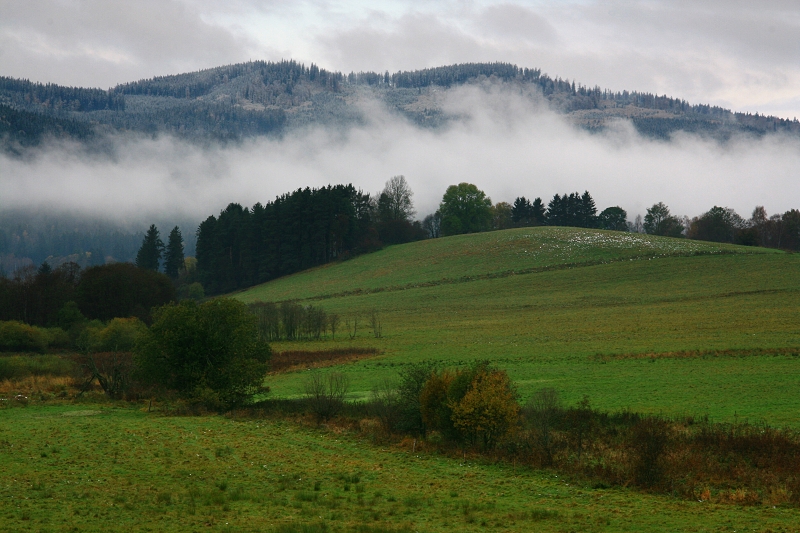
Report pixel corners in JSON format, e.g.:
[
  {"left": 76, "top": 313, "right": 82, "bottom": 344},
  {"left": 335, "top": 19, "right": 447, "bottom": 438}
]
[{"left": 2, "top": 60, "right": 799, "bottom": 149}]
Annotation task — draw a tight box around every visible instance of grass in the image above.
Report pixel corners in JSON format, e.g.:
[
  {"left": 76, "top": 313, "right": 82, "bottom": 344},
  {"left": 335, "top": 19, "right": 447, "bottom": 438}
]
[
  {"left": 234, "top": 227, "right": 771, "bottom": 303},
  {"left": 2, "top": 404, "right": 800, "bottom": 532},
  {"left": 230, "top": 228, "right": 800, "bottom": 426},
  {"left": 3, "top": 228, "right": 799, "bottom": 530}
]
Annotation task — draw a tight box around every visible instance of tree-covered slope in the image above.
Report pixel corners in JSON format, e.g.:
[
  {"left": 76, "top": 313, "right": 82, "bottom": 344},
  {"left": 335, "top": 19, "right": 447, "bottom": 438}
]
[{"left": 2, "top": 61, "right": 798, "bottom": 148}]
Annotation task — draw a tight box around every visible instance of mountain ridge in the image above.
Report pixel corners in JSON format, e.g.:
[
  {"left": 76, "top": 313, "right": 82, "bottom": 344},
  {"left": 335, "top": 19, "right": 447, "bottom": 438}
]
[{"left": 2, "top": 60, "right": 799, "bottom": 150}]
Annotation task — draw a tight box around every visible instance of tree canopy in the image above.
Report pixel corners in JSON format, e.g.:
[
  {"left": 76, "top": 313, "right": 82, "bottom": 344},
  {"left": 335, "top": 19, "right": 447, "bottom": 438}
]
[
  {"left": 439, "top": 183, "right": 493, "bottom": 236},
  {"left": 135, "top": 298, "right": 271, "bottom": 408},
  {"left": 644, "top": 203, "right": 684, "bottom": 237}
]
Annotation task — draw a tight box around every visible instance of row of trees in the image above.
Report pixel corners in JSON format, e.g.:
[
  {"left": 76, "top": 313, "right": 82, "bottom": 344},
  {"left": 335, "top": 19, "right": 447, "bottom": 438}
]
[
  {"left": 195, "top": 178, "right": 426, "bottom": 295},
  {"left": 0, "top": 262, "right": 176, "bottom": 327},
  {"left": 191, "top": 178, "right": 800, "bottom": 296},
  {"left": 134, "top": 225, "right": 186, "bottom": 280},
  {"left": 435, "top": 184, "right": 625, "bottom": 236}
]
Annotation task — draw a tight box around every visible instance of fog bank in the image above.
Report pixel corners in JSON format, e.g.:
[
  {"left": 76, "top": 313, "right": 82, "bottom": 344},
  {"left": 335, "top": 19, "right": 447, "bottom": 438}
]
[{"left": 3, "top": 85, "right": 799, "bottom": 227}]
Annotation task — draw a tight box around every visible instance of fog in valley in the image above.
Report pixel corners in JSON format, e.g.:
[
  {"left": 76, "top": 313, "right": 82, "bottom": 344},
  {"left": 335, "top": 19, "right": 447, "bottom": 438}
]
[{"left": 3, "top": 83, "right": 799, "bottom": 234}]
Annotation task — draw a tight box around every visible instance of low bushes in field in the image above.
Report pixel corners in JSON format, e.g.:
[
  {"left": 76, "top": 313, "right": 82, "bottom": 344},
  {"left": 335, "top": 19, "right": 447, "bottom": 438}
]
[
  {"left": 0, "top": 354, "right": 77, "bottom": 381},
  {"left": 321, "top": 361, "right": 800, "bottom": 507}
]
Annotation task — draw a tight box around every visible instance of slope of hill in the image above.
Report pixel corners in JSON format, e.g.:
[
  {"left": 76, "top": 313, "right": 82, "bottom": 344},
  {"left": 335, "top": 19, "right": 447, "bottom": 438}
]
[
  {"left": 233, "top": 227, "right": 771, "bottom": 302},
  {"left": 2, "top": 61, "right": 799, "bottom": 148},
  {"left": 231, "top": 228, "right": 800, "bottom": 426}
]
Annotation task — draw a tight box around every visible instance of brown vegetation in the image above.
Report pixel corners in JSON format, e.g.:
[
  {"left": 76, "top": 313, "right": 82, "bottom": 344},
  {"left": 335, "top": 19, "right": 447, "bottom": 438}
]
[{"left": 269, "top": 347, "right": 379, "bottom": 373}]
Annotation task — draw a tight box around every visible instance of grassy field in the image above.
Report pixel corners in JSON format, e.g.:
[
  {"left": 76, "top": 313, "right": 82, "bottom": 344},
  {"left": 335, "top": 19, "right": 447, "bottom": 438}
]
[
  {"left": 232, "top": 228, "right": 800, "bottom": 427},
  {"left": 2, "top": 404, "right": 800, "bottom": 533}
]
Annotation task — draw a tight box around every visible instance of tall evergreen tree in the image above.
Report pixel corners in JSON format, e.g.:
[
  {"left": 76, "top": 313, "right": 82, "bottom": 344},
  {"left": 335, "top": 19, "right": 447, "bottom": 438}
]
[
  {"left": 579, "top": 191, "right": 598, "bottom": 228},
  {"left": 511, "top": 197, "right": 533, "bottom": 226},
  {"left": 164, "top": 226, "right": 185, "bottom": 280},
  {"left": 135, "top": 225, "right": 164, "bottom": 271}
]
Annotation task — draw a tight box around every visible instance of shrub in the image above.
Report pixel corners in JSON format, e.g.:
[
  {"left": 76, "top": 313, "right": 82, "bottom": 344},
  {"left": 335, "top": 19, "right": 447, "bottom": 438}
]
[
  {"left": 0, "top": 321, "right": 48, "bottom": 352},
  {"left": 450, "top": 368, "right": 519, "bottom": 448},
  {"left": 304, "top": 372, "right": 349, "bottom": 422},
  {"left": 0, "top": 354, "right": 76, "bottom": 380},
  {"left": 135, "top": 299, "right": 271, "bottom": 409},
  {"left": 522, "top": 388, "right": 564, "bottom": 466},
  {"left": 629, "top": 416, "right": 671, "bottom": 488}
]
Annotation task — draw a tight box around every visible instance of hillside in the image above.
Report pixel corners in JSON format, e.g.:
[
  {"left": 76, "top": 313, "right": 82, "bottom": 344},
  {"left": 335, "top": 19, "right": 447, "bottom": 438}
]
[
  {"left": 231, "top": 228, "right": 800, "bottom": 426},
  {"left": 3, "top": 61, "right": 799, "bottom": 149}
]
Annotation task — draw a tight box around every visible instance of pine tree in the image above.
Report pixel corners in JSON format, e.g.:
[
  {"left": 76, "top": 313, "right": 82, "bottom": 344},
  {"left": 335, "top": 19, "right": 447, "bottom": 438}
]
[
  {"left": 164, "top": 226, "right": 185, "bottom": 280},
  {"left": 135, "top": 224, "right": 164, "bottom": 271},
  {"left": 580, "top": 191, "right": 598, "bottom": 228}
]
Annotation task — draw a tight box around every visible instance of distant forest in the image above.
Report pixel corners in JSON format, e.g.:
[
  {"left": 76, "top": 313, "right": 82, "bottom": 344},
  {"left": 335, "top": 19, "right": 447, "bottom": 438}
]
[
  {"left": 192, "top": 180, "right": 800, "bottom": 296},
  {"left": 2, "top": 60, "right": 799, "bottom": 149},
  {"left": 0, "top": 212, "right": 197, "bottom": 276}
]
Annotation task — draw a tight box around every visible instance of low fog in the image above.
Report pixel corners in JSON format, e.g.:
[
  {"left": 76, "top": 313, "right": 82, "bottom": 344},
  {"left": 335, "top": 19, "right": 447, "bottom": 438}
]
[{"left": 3, "top": 85, "right": 799, "bottom": 228}]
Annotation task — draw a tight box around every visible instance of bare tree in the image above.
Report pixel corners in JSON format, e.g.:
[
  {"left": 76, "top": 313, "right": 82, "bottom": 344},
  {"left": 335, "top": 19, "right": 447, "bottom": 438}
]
[
  {"left": 328, "top": 313, "right": 341, "bottom": 340},
  {"left": 346, "top": 316, "right": 358, "bottom": 339},
  {"left": 380, "top": 175, "right": 415, "bottom": 222},
  {"left": 370, "top": 309, "right": 382, "bottom": 339},
  {"left": 304, "top": 372, "right": 350, "bottom": 422}
]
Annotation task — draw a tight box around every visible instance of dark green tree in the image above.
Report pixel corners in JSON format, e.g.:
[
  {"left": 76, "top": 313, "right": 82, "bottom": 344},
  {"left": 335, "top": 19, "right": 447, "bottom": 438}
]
[
  {"left": 578, "top": 191, "right": 598, "bottom": 228},
  {"left": 643, "top": 203, "right": 684, "bottom": 237},
  {"left": 439, "top": 183, "right": 492, "bottom": 236},
  {"left": 511, "top": 196, "right": 534, "bottom": 226},
  {"left": 687, "top": 206, "right": 744, "bottom": 243},
  {"left": 76, "top": 263, "right": 175, "bottom": 322},
  {"left": 135, "top": 298, "right": 271, "bottom": 408},
  {"left": 135, "top": 225, "right": 164, "bottom": 271},
  {"left": 598, "top": 206, "right": 629, "bottom": 231},
  {"left": 163, "top": 226, "right": 185, "bottom": 280}
]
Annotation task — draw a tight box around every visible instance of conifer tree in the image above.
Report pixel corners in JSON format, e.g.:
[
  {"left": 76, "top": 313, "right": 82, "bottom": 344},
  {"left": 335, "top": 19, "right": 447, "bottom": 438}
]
[
  {"left": 135, "top": 225, "right": 164, "bottom": 271},
  {"left": 164, "top": 226, "right": 185, "bottom": 280}
]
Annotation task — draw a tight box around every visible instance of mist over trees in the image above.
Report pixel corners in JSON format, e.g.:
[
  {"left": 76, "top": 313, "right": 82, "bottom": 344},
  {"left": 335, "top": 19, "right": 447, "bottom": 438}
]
[{"left": 3, "top": 60, "right": 799, "bottom": 151}]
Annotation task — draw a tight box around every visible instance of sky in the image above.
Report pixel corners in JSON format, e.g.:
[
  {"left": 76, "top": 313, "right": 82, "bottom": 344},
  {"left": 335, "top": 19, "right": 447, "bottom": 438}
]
[
  {"left": 1, "top": 0, "right": 800, "bottom": 225},
  {"left": 3, "top": 0, "right": 799, "bottom": 119}
]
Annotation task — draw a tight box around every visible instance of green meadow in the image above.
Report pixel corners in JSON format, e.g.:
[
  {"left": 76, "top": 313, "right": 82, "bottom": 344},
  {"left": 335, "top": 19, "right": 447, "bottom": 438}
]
[
  {"left": 233, "top": 228, "right": 800, "bottom": 426},
  {"left": 4, "top": 227, "right": 800, "bottom": 532},
  {"left": 3, "top": 405, "right": 800, "bottom": 533}
]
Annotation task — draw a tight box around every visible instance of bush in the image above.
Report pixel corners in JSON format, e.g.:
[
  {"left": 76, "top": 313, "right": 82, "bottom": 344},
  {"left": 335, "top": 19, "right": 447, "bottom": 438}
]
[
  {"left": 450, "top": 368, "right": 519, "bottom": 448},
  {"left": 0, "top": 321, "right": 48, "bottom": 352},
  {"left": 522, "top": 388, "right": 564, "bottom": 466},
  {"left": 135, "top": 299, "right": 271, "bottom": 409},
  {"left": 0, "top": 354, "right": 76, "bottom": 380},
  {"left": 419, "top": 362, "right": 519, "bottom": 447},
  {"left": 304, "top": 372, "right": 349, "bottom": 422}
]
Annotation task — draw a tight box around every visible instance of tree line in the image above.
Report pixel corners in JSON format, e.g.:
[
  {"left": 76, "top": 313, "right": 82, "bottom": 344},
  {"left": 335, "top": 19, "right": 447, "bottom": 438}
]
[{"left": 195, "top": 179, "right": 425, "bottom": 295}]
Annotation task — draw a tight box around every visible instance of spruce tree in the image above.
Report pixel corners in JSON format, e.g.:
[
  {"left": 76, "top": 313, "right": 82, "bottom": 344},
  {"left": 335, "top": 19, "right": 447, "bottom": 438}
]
[
  {"left": 164, "top": 226, "right": 185, "bottom": 280},
  {"left": 135, "top": 224, "right": 164, "bottom": 271}
]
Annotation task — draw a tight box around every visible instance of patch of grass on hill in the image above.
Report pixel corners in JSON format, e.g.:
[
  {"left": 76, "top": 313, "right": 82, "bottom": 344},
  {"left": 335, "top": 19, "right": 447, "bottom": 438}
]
[
  {"left": 235, "top": 227, "right": 770, "bottom": 302},
  {"left": 1, "top": 405, "right": 799, "bottom": 532},
  {"left": 229, "top": 229, "right": 800, "bottom": 427}
]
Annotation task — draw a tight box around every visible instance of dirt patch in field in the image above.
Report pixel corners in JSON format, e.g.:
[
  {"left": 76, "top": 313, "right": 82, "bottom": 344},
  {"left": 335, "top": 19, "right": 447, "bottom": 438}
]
[
  {"left": 269, "top": 347, "right": 380, "bottom": 373},
  {"left": 593, "top": 347, "right": 800, "bottom": 362}
]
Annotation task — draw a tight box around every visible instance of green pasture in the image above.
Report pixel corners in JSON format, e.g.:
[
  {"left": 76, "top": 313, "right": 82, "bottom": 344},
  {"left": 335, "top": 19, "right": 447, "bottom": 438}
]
[
  {"left": 2, "top": 405, "right": 799, "bottom": 533},
  {"left": 232, "top": 228, "right": 800, "bottom": 426}
]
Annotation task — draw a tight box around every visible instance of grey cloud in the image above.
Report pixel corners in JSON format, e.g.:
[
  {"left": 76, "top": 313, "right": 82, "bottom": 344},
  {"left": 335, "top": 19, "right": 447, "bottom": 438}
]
[
  {"left": 0, "top": 0, "right": 257, "bottom": 87},
  {"left": 479, "top": 4, "right": 559, "bottom": 45}
]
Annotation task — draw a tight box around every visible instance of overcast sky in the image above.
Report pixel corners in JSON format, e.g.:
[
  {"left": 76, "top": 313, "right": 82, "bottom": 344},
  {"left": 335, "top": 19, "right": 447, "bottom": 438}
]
[
  {"left": 2, "top": 0, "right": 799, "bottom": 119},
  {"left": 2, "top": 1, "right": 799, "bottom": 227}
]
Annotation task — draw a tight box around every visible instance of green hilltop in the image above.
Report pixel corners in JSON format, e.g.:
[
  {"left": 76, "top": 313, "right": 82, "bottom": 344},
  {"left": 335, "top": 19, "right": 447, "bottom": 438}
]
[{"left": 232, "top": 227, "right": 800, "bottom": 426}]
